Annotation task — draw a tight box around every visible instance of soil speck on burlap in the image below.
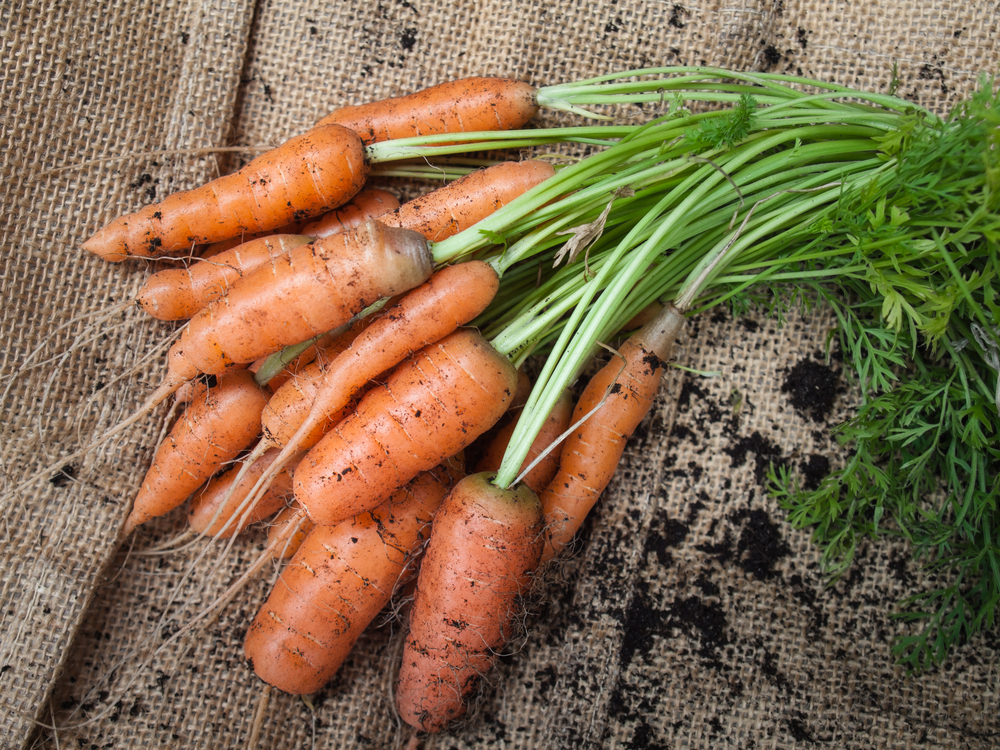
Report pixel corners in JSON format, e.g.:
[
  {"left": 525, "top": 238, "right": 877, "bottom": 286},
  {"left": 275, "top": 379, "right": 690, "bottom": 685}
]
[{"left": 781, "top": 358, "right": 841, "bottom": 422}]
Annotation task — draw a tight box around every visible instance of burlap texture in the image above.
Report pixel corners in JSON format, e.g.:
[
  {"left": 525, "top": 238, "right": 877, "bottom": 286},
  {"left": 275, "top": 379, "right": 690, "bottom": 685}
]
[{"left": 1, "top": 1, "right": 997, "bottom": 748}]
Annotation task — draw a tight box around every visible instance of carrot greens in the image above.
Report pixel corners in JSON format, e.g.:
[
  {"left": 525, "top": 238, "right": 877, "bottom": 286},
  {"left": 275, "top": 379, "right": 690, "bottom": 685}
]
[{"left": 438, "top": 70, "right": 998, "bottom": 670}]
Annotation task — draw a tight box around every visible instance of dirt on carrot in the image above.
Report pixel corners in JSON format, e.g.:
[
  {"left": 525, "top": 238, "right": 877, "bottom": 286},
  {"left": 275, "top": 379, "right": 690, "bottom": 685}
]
[
  {"left": 82, "top": 124, "right": 369, "bottom": 262},
  {"left": 315, "top": 77, "right": 538, "bottom": 145},
  {"left": 395, "top": 471, "right": 543, "bottom": 732}
]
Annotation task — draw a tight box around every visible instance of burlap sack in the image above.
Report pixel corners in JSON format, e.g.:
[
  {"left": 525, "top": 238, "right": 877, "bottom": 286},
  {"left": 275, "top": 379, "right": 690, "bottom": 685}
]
[{"left": 1, "top": 1, "right": 997, "bottom": 748}]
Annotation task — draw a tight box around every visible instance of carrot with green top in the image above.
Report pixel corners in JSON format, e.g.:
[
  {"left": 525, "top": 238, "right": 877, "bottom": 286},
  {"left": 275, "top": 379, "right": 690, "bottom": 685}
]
[
  {"left": 293, "top": 328, "right": 518, "bottom": 526},
  {"left": 82, "top": 124, "right": 368, "bottom": 262},
  {"left": 394, "top": 471, "right": 543, "bottom": 732},
  {"left": 316, "top": 77, "right": 539, "bottom": 145},
  {"left": 539, "top": 304, "right": 684, "bottom": 562}
]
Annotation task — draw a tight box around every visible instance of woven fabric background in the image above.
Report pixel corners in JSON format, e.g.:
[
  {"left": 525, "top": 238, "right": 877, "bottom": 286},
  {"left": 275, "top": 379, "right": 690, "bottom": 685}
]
[{"left": 1, "top": 1, "right": 997, "bottom": 748}]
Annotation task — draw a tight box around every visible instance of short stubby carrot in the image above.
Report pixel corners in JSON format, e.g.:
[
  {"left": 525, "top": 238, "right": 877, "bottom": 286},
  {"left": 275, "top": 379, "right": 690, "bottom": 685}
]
[
  {"left": 293, "top": 329, "right": 518, "bottom": 527},
  {"left": 164, "top": 219, "right": 433, "bottom": 386},
  {"left": 395, "top": 472, "right": 543, "bottom": 733},
  {"left": 123, "top": 368, "right": 270, "bottom": 536},
  {"left": 244, "top": 459, "right": 464, "bottom": 695},
  {"left": 82, "top": 124, "right": 369, "bottom": 262},
  {"left": 136, "top": 234, "right": 313, "bottom": 321},
  {"left": 315, "top": 77, "right": 538, "bottom": 145},
  {"left": 379, "top": 161, "right": 556, "bottom": 241},
  {"left": 475, "top": 388, "right": 573, "bottom": 493},
  {"left": 186, "top": 448, "right": 301, "bottom": 538},
  {"left": 539, "top": 304, "right": 686, "bottom": 562}
]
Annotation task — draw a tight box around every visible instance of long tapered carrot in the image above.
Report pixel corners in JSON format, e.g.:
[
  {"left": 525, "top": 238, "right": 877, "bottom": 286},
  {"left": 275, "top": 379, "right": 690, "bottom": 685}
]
[
  {"left": 294, "top": 328, "right": 518, "bottom": 526},
  {"left": 244, "top": 457, "right": 464, "bottom": 695},
  {"left": 539, "top": 304, "right": 685, "bottom": 563},
  {"left": 315, "top": 77, "right": 539, "bottom": 145},
  {"left": 277, "top": 261, "right": 499, "bottom": 456},
  {"left": 81, "top": 124, "right": 369, "bottom": 262},
  {"left": 395, "top": 471, "right": 543, "bottom": 733},
  {"left": 122, "top": 368, "right": 270, "bottom": 536},
  {"left": 378, "top": 161, "right": 555, "bottom": 241}
]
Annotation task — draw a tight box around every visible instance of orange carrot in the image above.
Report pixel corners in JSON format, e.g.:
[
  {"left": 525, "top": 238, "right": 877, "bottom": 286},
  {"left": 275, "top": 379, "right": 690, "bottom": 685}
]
[
  {"left": 244, "top": 458, "right": 464, "bottom": 694},
  {"left": 298, "top": 188, "right": 399, "bottom": 237},
  {"left": 122, "top": 368, "right": 270, "bottom": 536},
  {"left": 136, "top": 234, "right": 313, "bottom": 321},
  {"left": 395, "top": 471, "right": 543, "bottom": 732},
  {"left": 186, "top": 448, "right": 302, "bottom": 538},
  {"left": 316, "top": 78, "right": 538, "bottom": 145},
  {"left": 236, "top": 262, "right": 500, "bottom": 539},
  {"left": 475, "top": 388, "right": 573, "bottom": 493},
  {"left": 378, "top": 161, "right": 555, "bottom": 241},
  {"left": 274, "top": 260, "right": 499, "bottom": 459},
  {"left": 539, "top": 304, "right": 685, "bottom": 563},
  {"left": 264, "top": 503, "right": 315, "bottom": 560},
  {"left": 82, "top": 124, "right": 369, "bottom": 262},
  {"left": 294, "top": 328, "right": 518, "bottom": 526},
  {"left": 153, "top": 219, "right": 432, "bottom": 398},
  {"left": 198, "top": 188, "right": 400, "bottom": 258}
]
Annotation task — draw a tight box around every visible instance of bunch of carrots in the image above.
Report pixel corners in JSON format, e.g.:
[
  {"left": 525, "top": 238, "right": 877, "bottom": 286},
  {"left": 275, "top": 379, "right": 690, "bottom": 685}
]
[{"left": 45, "top": 67, "right": 999, "bottom": 734}]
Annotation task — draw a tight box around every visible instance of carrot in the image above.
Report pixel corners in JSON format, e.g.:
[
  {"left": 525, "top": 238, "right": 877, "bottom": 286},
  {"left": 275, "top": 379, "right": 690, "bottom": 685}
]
[
  {"left": 394, "top": 471, "right": 543, "bottom": 732},
  {"left": 539, "top": 304, "right": 685, "bottom": 563},
  {"left": 293, "top": 328, "right": 518, "bottom": 526},
  {"left": 234, "top": 261, "right": 499, "bottom": 542},
  {"left": 136, "top": 234, "right": 314, "bottom": 321},
  {"left": 315, "top": 77, "right": 538, "bottom": 145},
  {"left": 378, "top": 161, "right": 555, "bottom": 241},
  {"left": 122, "top": 368, "right": 270, "bottom": 536},
  {"left": 298, "top": 188, "right": 400, "bottom": 237},
  {"left": 81, "top": 124, "right": 368, "bottom": 262},
  {"left": 244, "top": 458, "right": 464, "bottom": 695},
  {"left": 198, "top": 188, "right": 400, "bottom": 258},
  {"left": 475, "top": 388, "right": 573, "bottom": 493},
  {"left": 186, "top": 448, "right": 302, "bottom": 538},
  {"left": 264, "top": 503, "right": 315, "bottom": 560},
  {"left": 152, "top": 219, "right": 432, "bottom": 398}
]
